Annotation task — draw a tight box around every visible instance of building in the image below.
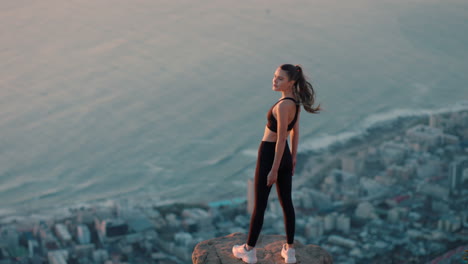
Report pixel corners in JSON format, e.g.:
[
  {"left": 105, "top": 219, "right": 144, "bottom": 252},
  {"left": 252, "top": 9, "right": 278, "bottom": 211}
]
[
  {"left": 181, "top": 208, "right": 213, "bottom": 233},
  {"left": 174, "top": 232, "right": 193, "bottom": 248},
  {"left": 386, "top": 164, "right": 416, "bottom": 181},
  {"left": 379, "top": 141, "right": 409, "bottom": 166},
  {"left": 355, "top": 201, "right": 377, "bottom": 219},
  {"left": 322, "top": 169, "right": 359, "bottom": 201},
  {"left": 95, "top": 219, "right": 128, "bottom": 241},
  {"left": 305, "top": 217, "right": 324, "bottom": 239},
  {"left": 437, "top": 214, "right": 462, "bottom": 232},
  {"left": 76, "top": 224, "right": 91, "bottom": 245},
  {"left": 54, "top": 224, "right": 72, "bottom": 244},
  {"left": 406, "top": 124, "right": 444, "bottom": 151},
  {"left": 336, "top": 214, "right": 351, "bottom": 234},
  {"left": 359, "top": 177, "right": 384, "bottom": 198},
  {"left": 47, "top": 250, "right": 68, "bottom": 264},
  {"left": 417, "top": 183, "right": 449, "bottom": 202},
  {"left": 448, "top": 156, "right": 468, "bottom": 197},
  {"left": 341, "top": 155, "right": 364, "bottom": 175},
  {"left": 328, "top": 235, "right": 357, "bottom": 248},
  {"left": 323, "top": 212, "right": 336, "bottom": 232},
  {"left": 0, "top": 227, "right": 19, "bottom": 253}
]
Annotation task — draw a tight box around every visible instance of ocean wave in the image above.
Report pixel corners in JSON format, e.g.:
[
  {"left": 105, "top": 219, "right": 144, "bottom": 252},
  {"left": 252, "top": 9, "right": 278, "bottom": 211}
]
[
  {"left": 299, "top": 100, "right": 468, "bottom": 153},
  {"left": 201, "top": 143, "right": 257, "bottom": 167},
  {"left": 143, "top": 161, "right": 165, "bottom": 174},
  {"left": 0, "top": 208, "right": 17, "bottom": 218},
  {"left": 361, "top": 100, "right": 468, "bottom": 128},
  {"left": 299, "top": 130, "right": 363, "bottom": 153},
  {"left": 74, "top": 178, "right": 100, "bottom": 190},
  {"left": 241, "top": 149, "right": 258, "bottom": 158},
  {"left": 35, "top": 187, "right": 67, "bottom": 200},
  {"left": 200, "top": 154, "right": 232, "bottom": 166},
  {"left": 0, "top": 175, "right": 49, "bottom": 193}
]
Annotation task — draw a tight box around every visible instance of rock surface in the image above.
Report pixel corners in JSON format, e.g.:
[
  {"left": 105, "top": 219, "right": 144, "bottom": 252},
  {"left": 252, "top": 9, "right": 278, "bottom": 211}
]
[{"left": 192, "top": 232, "right": 333, "bottom": 264}]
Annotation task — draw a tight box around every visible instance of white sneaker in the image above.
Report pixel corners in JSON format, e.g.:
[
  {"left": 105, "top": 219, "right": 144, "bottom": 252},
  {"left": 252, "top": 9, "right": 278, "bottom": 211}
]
[
  {"left": 281, "top": 243, "right": 296, "bottom": 263},
  {"left": 232, "top": 243, "right": 257, "bottom": 263}
]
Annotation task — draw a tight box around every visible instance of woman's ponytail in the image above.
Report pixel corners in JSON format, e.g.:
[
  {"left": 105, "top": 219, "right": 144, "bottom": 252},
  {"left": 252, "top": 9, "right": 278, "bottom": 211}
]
[{"left": 281, "top": 64, "right": 321, "bottom": 113}]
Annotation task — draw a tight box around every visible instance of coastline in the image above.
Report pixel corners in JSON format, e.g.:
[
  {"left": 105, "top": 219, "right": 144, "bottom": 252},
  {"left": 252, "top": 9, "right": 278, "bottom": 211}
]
[
  {"left": 295, "top": 100, "right": 468, "bottom": 177},
  {"left": 1, "top": 101, "right": 467, "bottom": 263},
  {"left": 1, "top": 100, "right": 468, "bottom": 222}
]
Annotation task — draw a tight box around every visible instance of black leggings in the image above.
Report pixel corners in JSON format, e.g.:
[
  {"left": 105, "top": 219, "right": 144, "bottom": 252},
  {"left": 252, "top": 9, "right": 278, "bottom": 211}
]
[{"left": 246, "top": 140, "right": 295, "bottom": 247}]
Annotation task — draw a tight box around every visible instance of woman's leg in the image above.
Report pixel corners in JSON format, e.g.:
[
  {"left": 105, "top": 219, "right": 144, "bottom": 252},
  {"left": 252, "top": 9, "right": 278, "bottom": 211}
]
[
  {"left": 276, "top": 143, "right": 295, "bottom": 245},
  {"left": 246, "top": 142, "right": 274, "bottom": 247}
]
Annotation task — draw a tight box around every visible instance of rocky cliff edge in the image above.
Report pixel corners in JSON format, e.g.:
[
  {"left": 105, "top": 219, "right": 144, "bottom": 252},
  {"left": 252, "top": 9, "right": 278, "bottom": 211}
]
[{"left": 192, "top": 232, "right": 333, "bottom": 264}]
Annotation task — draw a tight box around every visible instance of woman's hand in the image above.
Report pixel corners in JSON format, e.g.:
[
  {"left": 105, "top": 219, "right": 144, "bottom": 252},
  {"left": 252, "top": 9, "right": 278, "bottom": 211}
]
[{"left": 266, "top": 170, "right": 278, "bottom": 187}]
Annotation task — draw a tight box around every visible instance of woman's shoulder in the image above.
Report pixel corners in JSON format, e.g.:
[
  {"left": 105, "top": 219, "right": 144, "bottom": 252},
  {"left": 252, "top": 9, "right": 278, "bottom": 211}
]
[
  {"left": 277, "top": 98, "right": 297, "bottom": 106},
  {"left": 276, "top": 99, "right": 297, "bottom": 112}
]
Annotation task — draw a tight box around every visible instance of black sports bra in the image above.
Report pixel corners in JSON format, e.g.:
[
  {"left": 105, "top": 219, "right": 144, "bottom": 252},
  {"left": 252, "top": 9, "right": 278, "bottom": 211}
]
[{"left": 266, "top": 97, "right": 299, "bottom": 133}]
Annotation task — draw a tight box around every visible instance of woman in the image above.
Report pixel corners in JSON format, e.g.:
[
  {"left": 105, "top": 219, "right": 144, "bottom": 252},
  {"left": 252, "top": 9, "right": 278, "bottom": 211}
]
[{"left": 232, "top": 64, "right": 321, "bottom": 263}]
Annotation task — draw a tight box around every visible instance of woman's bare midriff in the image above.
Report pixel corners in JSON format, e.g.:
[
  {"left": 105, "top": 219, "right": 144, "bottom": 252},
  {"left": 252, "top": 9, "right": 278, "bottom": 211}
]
[{"left": 261, "top": 126, "right": 290, "bottom": 142}]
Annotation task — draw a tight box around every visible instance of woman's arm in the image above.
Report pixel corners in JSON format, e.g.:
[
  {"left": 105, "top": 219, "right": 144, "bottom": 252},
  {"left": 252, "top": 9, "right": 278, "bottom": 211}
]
[
  {"left": 290, "top": 108, "right": 301, "bottom": 175},
  {"left": 267, "top": 101, "right": 292, "bottom": 187}
]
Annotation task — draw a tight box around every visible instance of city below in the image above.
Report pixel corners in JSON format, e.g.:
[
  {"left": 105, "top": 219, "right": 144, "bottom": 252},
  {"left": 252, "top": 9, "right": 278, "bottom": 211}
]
[{"left": 1, "top": 109, "right": 468, "bottom": 264}]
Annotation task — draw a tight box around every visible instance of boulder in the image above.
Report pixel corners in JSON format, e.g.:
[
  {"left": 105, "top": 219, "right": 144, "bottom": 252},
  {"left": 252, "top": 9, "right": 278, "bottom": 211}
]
[{"left": 192, "top": 232, "right": 333, "bottom": 264}]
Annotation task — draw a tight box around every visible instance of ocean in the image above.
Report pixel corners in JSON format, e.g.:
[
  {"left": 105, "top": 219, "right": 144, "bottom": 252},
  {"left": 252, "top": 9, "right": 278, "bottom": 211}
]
[{"left": 1, "top": 0, "right": 467, "bottom": 216}]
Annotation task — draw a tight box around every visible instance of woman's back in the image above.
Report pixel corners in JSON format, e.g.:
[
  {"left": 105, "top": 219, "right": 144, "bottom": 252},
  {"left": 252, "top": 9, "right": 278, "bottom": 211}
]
[{"left": 263, "top": 97, "right": 300, "bottom": 142}]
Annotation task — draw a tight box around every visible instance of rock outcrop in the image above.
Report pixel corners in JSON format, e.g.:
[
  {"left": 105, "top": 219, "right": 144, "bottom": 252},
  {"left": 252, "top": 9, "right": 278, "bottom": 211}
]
[{"left": 192, "top": 232, "right": 333, "bottom": 264}]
